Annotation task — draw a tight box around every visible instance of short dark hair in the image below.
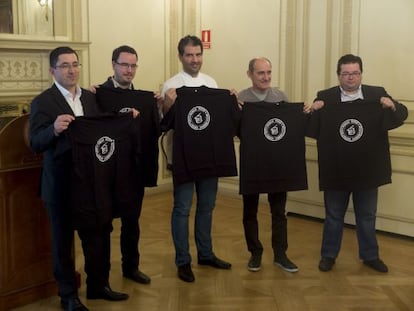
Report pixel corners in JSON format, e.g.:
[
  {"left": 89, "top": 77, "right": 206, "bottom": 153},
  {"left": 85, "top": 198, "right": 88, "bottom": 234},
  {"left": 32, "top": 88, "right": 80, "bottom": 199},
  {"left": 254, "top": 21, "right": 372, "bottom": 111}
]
[
  {"left": 177, "top": 35, "right": 203, "bottom": 56},
  {"left": 336, "top": 54, "right": 363, "bottom": 75},
  {"left": 112, "top": 45, "right": 138, "bottom": 62},
  {"left": 49, "top": 46, "right": 78, "bottom": 68}
]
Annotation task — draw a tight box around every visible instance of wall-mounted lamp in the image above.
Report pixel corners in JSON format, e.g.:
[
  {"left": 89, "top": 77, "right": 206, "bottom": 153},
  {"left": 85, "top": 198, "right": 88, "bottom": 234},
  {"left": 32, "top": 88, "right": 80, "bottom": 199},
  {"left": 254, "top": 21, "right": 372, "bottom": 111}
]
[
  {"left": 37, "top": 0, "right": 49, "bottom": 21},
  {"left": 37, "top": 0, "right": 48, "bottom": 6}
]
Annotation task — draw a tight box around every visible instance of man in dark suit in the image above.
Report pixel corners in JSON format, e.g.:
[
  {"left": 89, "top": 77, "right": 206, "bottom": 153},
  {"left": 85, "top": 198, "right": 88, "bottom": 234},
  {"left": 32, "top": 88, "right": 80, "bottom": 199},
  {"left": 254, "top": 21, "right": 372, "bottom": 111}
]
[
  {"left": 309, "top": 54, "right": 408, "bottom": 273},
  {"left": 93, "top": 45, "right": 160, "bottom": 285},
  {"left": 29, "top": 46, "right": 128, "bottom": 311}
]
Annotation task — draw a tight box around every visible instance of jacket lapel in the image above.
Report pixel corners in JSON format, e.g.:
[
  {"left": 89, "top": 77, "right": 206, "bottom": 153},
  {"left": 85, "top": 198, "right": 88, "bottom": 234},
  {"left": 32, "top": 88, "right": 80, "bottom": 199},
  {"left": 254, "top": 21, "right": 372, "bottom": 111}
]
[{"left": 50, "top": 84, "right": 75, "bottom": 115}]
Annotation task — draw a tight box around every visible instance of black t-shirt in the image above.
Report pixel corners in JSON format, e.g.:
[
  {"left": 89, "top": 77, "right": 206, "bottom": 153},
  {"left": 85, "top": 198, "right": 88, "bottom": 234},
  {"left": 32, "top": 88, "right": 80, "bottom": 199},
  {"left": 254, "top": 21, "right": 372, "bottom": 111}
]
[
  {"left": 239, "top": 101, "right": 308, "bottom": 194},
  {"left": 96, "top": 86, "right": 160, "bottom": 186},
  {"left": 308, "top": 100, "right": 392, "bottom": 190},
  {"left": 162, "top": 86, "right": 240, "bottom": 184},
  {"left": 67, "top": 114, "right": 142, "bottom": 229}
]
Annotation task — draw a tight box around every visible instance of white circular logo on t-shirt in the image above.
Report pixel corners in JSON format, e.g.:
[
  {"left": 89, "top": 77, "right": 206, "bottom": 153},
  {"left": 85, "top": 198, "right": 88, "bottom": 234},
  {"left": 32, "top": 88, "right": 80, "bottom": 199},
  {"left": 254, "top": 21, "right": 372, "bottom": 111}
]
[
  {"left": 264, "top": 118, "right": 286, "bottom": 141},
  {"left": 95, "top": 136, "right": 115, "bottom": 162},
  {"left": 187, "top": 106, "right": 211, "bottom": 130},
  {"left": 339, "top": 119, "right": 363, "bottom": 142}
]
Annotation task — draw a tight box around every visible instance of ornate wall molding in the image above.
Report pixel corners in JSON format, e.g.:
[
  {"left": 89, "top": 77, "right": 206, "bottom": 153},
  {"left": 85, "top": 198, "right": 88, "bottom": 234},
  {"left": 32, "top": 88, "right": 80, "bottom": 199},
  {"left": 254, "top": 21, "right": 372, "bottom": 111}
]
[{"left": 0, "top": 52, "right": 49, "bottom": 98}]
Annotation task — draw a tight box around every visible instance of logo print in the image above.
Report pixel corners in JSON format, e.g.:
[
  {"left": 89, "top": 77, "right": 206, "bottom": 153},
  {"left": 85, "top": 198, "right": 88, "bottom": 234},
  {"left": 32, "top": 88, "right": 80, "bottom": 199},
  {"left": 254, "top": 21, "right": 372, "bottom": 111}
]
[
  {"left": 119, "top": 107, "right": 132, "bottom": 114},
  {"left": 95, "top": 136, "right": 115, "bottom": 162},
  {"left": 339, "top": 119, "right": 363, "bottom": 142},
  {"left": 187, "top": 106, "right": 211, "bottom": 130},
  {"left": 264, "top": 118, "right": 286, "bottom": 141}
]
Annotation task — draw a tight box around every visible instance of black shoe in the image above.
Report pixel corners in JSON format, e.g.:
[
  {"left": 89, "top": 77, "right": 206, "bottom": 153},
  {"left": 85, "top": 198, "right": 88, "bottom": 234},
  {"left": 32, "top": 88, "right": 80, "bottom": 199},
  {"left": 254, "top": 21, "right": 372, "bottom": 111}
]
[
  {"left": 274, "top": 255, "right": 299, "bottom": 273},
  {"left": 247, "top": 255, "right": 262, "bottom": 272},
  {"left": 318, "top": 257, "right": 335, "bottom": 272},
  {"left": 123, "top": 269, "right": 151, "bottom": 284},
  {"left": 86, "top": 286, "right": 129, "bottom": 301},
  {"left": 363, "top": 258, "right": 388, "bottom": 273},
  {"left": 178, "top": 263, "right": 195, "bottom": 282},
  {"left": 61, "top": 297, "right": 89, "bottom": 311},
  {"left": 198, "top": 256, "right": 232, "bottom": 269}
]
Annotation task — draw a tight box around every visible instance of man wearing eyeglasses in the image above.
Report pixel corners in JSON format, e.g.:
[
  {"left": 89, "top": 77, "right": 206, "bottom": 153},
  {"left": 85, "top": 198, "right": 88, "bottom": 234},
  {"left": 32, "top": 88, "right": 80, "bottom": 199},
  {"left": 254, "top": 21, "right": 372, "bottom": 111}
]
[
  {"left": 30, "top": 46, "right": 128, "bottom": 311},
  {"left": 95, "top": 45, "right": 158, "bottom": 285},
  {"left": 308, "top": 54, "right": 408, "bottom": 273},
  {"left": 102, "top": 45, "right": 139, "bottom": 90}
]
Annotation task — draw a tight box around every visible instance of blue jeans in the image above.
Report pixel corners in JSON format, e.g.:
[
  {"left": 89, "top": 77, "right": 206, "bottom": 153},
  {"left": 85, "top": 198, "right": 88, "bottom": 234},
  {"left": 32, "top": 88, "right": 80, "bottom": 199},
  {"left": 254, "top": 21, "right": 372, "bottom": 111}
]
[
  {"left": 321, "top": 189, "right": 379, "bottom": 261},
  {"left": 172, "top": 177, "right": 218, "bottom": 267}
]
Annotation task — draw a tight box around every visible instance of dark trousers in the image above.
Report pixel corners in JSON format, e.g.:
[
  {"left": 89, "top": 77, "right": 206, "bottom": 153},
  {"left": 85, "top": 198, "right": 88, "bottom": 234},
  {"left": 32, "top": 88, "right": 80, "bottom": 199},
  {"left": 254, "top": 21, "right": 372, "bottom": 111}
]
[
  {"left": 321, "top": 189, "right": 379, "bottom": 261},
  {"left": 242, "top": 192, "right": 288, "bottom": 258},
  {"left": 78, "top": 222, "right": 112, "bottom": 291},
  {"left": 120, "top": 187, "right": 145, "bottom": 274},
  {"left": 46, "top": 202, "right": 111, "bottom": 299},
  {"left": 45, "top": 202, "right": 78, "bottom": 300}
]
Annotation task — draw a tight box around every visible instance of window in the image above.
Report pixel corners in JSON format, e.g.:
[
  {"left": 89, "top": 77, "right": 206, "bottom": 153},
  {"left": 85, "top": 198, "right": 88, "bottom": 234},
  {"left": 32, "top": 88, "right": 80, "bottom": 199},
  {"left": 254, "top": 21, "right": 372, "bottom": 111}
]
[
  {"left": 0, "top": 0, "right": 54, "bottom": 36},
  {"left": 0, "top": 0, "right": 13, "bottom": 33}
]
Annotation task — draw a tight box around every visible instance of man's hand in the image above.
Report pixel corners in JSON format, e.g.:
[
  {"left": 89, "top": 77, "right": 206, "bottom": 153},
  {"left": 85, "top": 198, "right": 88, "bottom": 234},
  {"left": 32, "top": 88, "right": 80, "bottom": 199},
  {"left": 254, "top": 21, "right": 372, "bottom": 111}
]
[
  {"left": 380, "top": 97, "right": 396, "bottom": 111},
  {"left": 162, "top": 88, "right": 177, "bottom": 114},
  {"left": 54, "top": 114, "right": 75, "bottom": 135},
  {"left": 311, "top": 100, "right": 325, "bottom": 112},
  {"left": 153, "top": 91, "right": 164, "bottom": 112},
  {"left": 229, "top": 88, "right": 238, "bottom": 96},
  {"left": 153, "top": 91, "right": 162, "bottom": 100},
  {"left": 131, "top": 108, "right": 140, "bottom": 118},
  {"left": 89, "top": 85, "right": 99, "bottom": 94},
  {"left": 303, "top": 102, "right": 312, "bottom": 114}
]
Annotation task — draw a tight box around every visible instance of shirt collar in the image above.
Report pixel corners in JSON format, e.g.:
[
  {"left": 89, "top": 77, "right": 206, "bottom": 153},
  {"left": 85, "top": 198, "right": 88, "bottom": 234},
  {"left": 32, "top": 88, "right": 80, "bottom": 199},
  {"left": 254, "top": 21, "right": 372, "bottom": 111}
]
[
  {"left": 180, "top": 71, "right": 201, "bottom": 79},
  {"left": 111, "top": 76, "right": 133, "bottom": 89},
  {"left": 340, "top": 85, "right": 363, "bottom": 102},
  {"left": 54, "top": 81, "right": 82, "bottom": 99}
]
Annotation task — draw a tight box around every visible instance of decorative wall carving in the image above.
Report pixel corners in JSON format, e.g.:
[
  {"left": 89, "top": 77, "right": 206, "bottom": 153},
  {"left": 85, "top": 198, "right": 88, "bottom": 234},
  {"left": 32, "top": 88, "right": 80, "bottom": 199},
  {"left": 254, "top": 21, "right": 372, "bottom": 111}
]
[{"left": 0, "top": 52, "right": 49, "bottom": 96}]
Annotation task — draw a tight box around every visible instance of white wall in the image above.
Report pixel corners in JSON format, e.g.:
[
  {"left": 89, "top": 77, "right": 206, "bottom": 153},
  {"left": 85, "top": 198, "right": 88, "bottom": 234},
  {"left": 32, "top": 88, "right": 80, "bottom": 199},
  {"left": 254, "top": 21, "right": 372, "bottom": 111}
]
[
  {"left": 359, "top": 0, "right": 414, "bottom": 102},
  {"left": 88, "top": 0, "right": 166, "bottom": 92},
  {"left": 199, "top": 0, "right": 282, "bottom": 92}
]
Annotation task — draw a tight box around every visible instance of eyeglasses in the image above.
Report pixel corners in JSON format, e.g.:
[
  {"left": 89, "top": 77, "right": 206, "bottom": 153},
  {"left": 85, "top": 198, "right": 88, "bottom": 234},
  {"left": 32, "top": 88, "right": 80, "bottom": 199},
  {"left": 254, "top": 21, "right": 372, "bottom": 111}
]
[
  {"left": 115, "top": 62, "right": 138, "bottom": 70},
  {"left": 340, "top": 71, "right": 361, "bottom": 78},
  {"left": 54, "top": 62, "right": 82, "bottom": 70}
]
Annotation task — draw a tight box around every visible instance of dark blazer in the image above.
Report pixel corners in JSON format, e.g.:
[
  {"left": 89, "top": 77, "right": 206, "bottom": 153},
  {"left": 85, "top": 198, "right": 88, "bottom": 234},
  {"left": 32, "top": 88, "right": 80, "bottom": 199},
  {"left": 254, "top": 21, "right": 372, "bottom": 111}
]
[
  {"left": 314, "top": 84, "right": 408, "bottom": 129},
  {"left": 29, "top": 84, "right": 99, "bottom": 204}
]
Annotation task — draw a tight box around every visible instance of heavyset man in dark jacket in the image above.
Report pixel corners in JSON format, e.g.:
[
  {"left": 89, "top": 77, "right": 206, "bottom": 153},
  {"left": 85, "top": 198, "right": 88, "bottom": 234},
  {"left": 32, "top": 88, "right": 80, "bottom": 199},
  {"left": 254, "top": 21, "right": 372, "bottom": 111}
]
[{"left": 308, "top": 54, "right": 408, "bottom": 273}]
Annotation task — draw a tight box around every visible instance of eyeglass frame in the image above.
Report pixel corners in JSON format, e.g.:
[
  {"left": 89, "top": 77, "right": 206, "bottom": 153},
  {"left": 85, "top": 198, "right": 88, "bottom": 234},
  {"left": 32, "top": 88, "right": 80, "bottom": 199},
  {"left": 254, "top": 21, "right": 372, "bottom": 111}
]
[
  {"left": 54, "top": 62, "right": 82, "bottom": 70},
  {"left": 339, "top": 71, "right": 361, "bottom": 78},
  {"left": 114, "top": 61, "right": 138, "bottom": 70}
]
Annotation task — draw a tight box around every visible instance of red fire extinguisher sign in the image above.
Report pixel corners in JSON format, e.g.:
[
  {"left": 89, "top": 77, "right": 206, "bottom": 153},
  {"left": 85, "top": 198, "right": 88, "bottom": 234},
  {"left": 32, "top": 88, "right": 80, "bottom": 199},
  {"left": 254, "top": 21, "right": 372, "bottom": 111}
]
[{"left": 201, "top": 30, "right": 211, "bottom": 49}]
